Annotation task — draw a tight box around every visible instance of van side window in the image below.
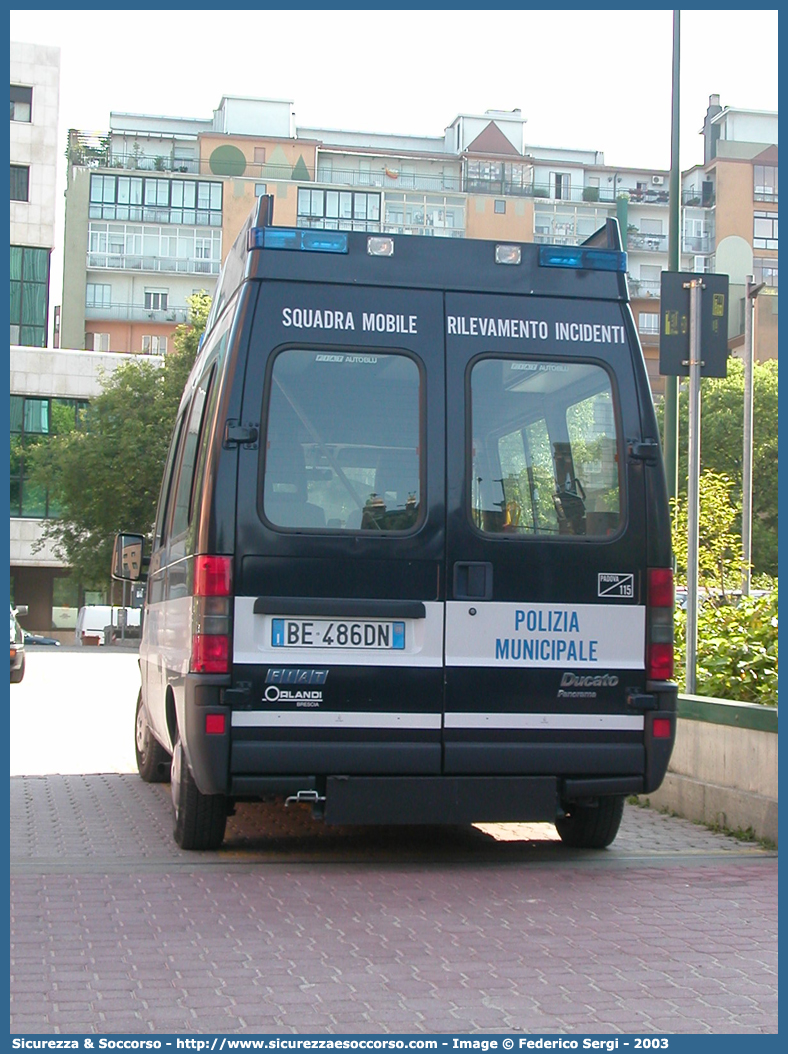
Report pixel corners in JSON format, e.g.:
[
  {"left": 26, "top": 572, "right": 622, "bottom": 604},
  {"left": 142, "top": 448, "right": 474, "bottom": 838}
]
[
  {"left": 169, "top": 369, "right": 215, "bottom": 539},
  {"left": 262, "top": 349, "right": 422, "bottom": 532},
  {"left": 152, "top": 415, "right": 186, "bottom": 551},
  {"left": 470, "top": 358, "right": 622, "bottom": 538}
]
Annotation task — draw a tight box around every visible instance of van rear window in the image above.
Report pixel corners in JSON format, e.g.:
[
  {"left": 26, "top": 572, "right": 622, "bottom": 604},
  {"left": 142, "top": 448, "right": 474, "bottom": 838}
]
[
  {"left": 470, "top": 358, "right": 622, "bottom": 538},
  {"left": 263, "top": 349, "right": 422, "bottom": 531}
]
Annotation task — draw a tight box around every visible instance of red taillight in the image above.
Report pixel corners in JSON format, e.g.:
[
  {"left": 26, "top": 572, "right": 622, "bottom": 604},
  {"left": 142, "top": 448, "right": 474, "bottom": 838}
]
[
  {"left": 190, "top": 555, "right": 232, "bottom": 674},
  {"left": 652, "top": 717, "right": 672, "bottom": 739},
  {"left": 191, "top": 633, "right": 230, "bottom": 674},
  {"left": 194, "top": 555, "right": 232, "bottom": 597},
  {"left": 205, "top": 713, "right": 226, "bottom": 735},
  {"left": 649, "top": 567, "right": 675, "bottom": 608},
  {"left": 648, "top": 643, "right": 674, "bottom": 681},
  {"left": 647, "top": 567, "right": 674, "bottom": 681}
]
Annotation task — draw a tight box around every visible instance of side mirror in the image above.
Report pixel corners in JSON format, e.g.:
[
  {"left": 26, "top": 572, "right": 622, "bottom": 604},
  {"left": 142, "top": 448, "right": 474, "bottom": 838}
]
[
  {"left": 14, "top": 605, "right": 28, "bottom": 617},
  {"left": 112, "top": 533, "right": 144, "bottom": 581}
]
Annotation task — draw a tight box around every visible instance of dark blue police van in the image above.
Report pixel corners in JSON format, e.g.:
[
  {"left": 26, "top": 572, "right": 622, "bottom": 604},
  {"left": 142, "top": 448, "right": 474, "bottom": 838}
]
[{"left": 113, "top": 196, "right": 676, "bottom": 850}]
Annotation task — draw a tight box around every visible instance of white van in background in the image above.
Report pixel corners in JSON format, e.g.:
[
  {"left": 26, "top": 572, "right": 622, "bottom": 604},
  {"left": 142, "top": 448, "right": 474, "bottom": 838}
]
[{"left": 74, "top": 605, "right": 141, "bottom": 645}]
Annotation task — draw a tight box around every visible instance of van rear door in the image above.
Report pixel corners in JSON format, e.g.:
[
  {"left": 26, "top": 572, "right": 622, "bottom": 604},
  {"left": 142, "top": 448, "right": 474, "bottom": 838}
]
[
  {"left": 231, "top": 280, "right": 447, "bottom": 782},
  {"left": 443, "top": 292, "right": 649, "bottom": 784}
]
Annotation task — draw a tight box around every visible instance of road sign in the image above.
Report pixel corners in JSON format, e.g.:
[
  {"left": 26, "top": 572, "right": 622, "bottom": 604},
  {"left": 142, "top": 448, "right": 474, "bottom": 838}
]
[{"left": 659, "top": 272, "right": 730, "bottom": 377}]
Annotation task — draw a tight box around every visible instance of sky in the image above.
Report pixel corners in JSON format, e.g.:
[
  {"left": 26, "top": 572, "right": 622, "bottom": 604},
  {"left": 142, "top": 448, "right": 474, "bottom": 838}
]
[{"left": 9, "top": 5, "right": 779, "bottom": 324}]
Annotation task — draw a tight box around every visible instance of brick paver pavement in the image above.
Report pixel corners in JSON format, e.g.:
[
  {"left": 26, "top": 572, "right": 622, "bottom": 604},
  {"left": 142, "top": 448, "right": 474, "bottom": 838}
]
[{"left": 10, "top": 775, "right": 777, "bottom": 1035}]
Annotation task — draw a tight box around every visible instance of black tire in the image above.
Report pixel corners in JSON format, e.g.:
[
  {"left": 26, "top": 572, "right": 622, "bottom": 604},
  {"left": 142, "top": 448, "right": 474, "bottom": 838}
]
[
  {"left": 134, "top": 691, "right": 171, "bottom": 782},
  {"left": 10, "top": 656, "right": 25, "bottom": 684},
  {"left": 555, "top": 794, "right": 625, "bottom": 848},
  {"left": 171, "top": 734, "right": 227, "bottom": 850}
]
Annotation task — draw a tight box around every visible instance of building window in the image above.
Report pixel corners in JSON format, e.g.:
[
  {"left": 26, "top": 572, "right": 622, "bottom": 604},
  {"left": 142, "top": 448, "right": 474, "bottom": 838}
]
[
  {"left": 10, "top": 84, "right": 32, "bottom": 122},
  {"left": 89, "top": 174, "right": 222, "bottom": 226},
  {"left": 255, "top": 183, "right": 267, "bottom": 197},
  {"left": 753, "top": 211, "right": 778, "bottom": 250},
  {"left": 552, "top": 173, "right": 571, "bottom": 201},
  {"left": 754, "top": 165, "right": 778, "bottom": 203},
  {"left": 297, "top": 187, "right": 382, "bottom": 232},
  {"left": 10, "top": 245, "right": 49, "bottom": 347},
  {"left": 254, "top": 147, "right": 266, "bottom": 165},
  {"left": 10, "top": 165, "right": 29, "bottom": 201},
  {"left": 142, "top": 335, "right": 167, "bottom": 354},
  {"left": 753, "top": 258, "right": 778, "bottom": 289},
  {"left": 85, "top": 283, "right": 112, "bottom": 308},
  {"left": 638, "top": 313, "right": 660, "bottom": 335},
  {"left": 494, "top": 199, "right": 506, "bottom": 214},
  {"left": 144, "top": 289, "right": 169, "bottom": 311},
  {"left": 466, "top": 160, "right": 529, "bottom": 196},
  {"left": 383, "top": 193, "right": 465, "bottom": 239},
  {"left": 87, "top": 221, "right": 222, "bottom": 275},
  {"left": 10, "top": 395, "right": 88, "bottom": 518},
  {"left": 90, "top": 332, "right": 110, "bottom": 352}
]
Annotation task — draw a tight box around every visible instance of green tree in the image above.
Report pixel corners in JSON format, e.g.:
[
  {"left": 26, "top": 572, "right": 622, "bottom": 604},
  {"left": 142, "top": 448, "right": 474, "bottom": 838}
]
[
  {"left": 29, "top": 292, "right": 211, "bottom": 589},
  {"left": 671, "top": 471, "right": 743, "bottom": 601},
  {"left": 674, "top": 586, "right": 778, "bottom": 705},
  {"left": 657, "top": 358, "right": 778, "bottom": 575}
]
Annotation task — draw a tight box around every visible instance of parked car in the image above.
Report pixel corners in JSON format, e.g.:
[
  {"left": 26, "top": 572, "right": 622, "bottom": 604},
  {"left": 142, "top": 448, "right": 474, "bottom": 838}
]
[
  {"left": 23, "top": 630, "right": 61, "bottom": 646},
  {"left": 10, "top": 604, "right": 27, "bottom": 683}
]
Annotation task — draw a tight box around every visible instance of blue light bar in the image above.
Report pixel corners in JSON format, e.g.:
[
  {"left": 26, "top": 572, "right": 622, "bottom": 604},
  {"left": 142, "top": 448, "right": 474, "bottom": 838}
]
[
  {"left": 247, "top": 227, "right": 348, "bottom": 254},
  {"left": 539, "top": 245, "right": 627, "bottom": 273}
]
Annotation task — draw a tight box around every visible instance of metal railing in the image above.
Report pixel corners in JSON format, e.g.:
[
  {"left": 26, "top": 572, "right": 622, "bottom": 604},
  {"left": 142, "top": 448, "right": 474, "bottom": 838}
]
[
  {"left": 682, "top": 189, "right": 716, "bottom": 207},
  {"left": 627, "top": 279, "right": 662, "bottom": 298},
  {"left": 626, "top": 232, "right": 668, "bottom": 252},
  {"left": 67, "top": 130, "right": 723, "bottom": 211},
  {"left": 88, "top": 204, "right": 222, "bottom": 227},
  {"left": 84, "top": 304, "right": 191, "bottom": 323},
  {"left": 86, "top": 253, "right": 220, "bottom": 275},
  {"left": 682, "top": 234, "right": 712, "bottom": 254},
  {"left": 316, "top": 168, "right": 462, "bottom": 193}
]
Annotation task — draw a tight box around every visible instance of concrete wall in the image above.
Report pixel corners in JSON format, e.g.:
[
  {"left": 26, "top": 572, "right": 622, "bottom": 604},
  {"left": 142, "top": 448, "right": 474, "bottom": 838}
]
[
  {"left": 10, "top": 41, "right": 60, "bottom": 251},
  {"left": 641, "top": 695, "right": 778, "bottom": 844}
]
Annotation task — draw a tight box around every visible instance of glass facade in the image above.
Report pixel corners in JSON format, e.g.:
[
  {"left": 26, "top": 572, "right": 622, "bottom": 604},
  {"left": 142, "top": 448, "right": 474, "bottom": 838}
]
[
  {"left": 10, "top": 245, "right": 50, "bottom": 346},
  {"left": 10, "top": 395, "right": 88, "bottom": 517}
]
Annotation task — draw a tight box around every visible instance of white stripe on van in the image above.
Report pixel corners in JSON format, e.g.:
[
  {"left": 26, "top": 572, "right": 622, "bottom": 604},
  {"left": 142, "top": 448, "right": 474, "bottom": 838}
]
[
  {"left": 444, "top": 712, "right": 644, "bottom": 731},
  {"left": 232, "top": 710, "right": 443, "bottom": 730},
  {"left": 231, "top": 711, "right": 642, "bottom": 732}
]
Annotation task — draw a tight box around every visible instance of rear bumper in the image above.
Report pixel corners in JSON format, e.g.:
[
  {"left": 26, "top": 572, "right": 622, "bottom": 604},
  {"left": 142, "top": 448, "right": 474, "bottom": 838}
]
[{"left": 183, "top": 677, "right": 678, "bottom": 806}]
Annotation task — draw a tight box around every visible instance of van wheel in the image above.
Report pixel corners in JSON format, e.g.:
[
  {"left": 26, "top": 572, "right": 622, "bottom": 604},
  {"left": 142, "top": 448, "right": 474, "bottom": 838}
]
[
  {"left": 171, "top": 734, "right": 227, "bottom": 850},
  {"left": 10, "top": 656, "right": 25, "bottom": 684},
  {"left": 135, "top": 692, "right": 171, "bottom": 782},
  {"left": 555, "top": 795, "right": 625, "bottom": 848}
]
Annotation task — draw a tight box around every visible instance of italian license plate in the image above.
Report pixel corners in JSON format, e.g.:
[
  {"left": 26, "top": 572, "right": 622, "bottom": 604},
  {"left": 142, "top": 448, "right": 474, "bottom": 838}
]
[{"left": 272, "top": 618, "right": 405, "bottom": 650}]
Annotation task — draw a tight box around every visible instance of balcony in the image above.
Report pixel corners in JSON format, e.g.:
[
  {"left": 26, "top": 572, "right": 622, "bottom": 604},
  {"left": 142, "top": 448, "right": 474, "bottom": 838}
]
[
  {"left": 682, "top": 188, "right": 716, "bottom": 207},
  {"left": 87, "top": 253, "right": 220, "bottom": 276},
  {"left": 317, "top": 167, "right": 462, "bottom": 193},
  {"left": 533, "top": 232, "right": 581, "bottom": 246},
  {"left": 626, "top": 232, "right": 667, "bottom": 253},
  {"left": 84, "top": 303, "right": 191, "bottom": 323},
  {"left": 627, "top": 278, "right": 661, "bottom": 298},
  {"left": 682, "top": 234, "right": 712, "bottom": 254}
]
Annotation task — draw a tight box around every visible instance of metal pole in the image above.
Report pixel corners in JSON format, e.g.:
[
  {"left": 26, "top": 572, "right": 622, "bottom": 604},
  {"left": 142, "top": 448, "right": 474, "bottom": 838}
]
[
  {"left": 685, "top": 279, "right": 702, "bottom": 695},
  {"left": 663, "top": 9, "right": 681, "bottom": 502},
  {"left": 741, "top": 276, "right": 763, "bottom": 596}
]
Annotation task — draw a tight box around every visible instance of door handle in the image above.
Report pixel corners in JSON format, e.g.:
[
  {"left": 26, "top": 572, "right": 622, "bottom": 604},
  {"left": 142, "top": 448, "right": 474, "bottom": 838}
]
[{"left": 453, "top": 562, "right": 493, "bottom": 600}]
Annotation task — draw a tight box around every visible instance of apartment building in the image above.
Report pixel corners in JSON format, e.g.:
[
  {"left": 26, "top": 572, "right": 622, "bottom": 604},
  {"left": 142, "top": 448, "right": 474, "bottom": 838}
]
[
  {"left": 10, "top": 41, "right": 60, "bottom": 348},
  {"left": 57, "top": 93, "right": 780, "bottom": 388},
  {"left": 682, "top": 95, "right": 778, "bottom": 362},
  {"left": 60, "top": 99, "right": 692, "bottom": 392}
]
